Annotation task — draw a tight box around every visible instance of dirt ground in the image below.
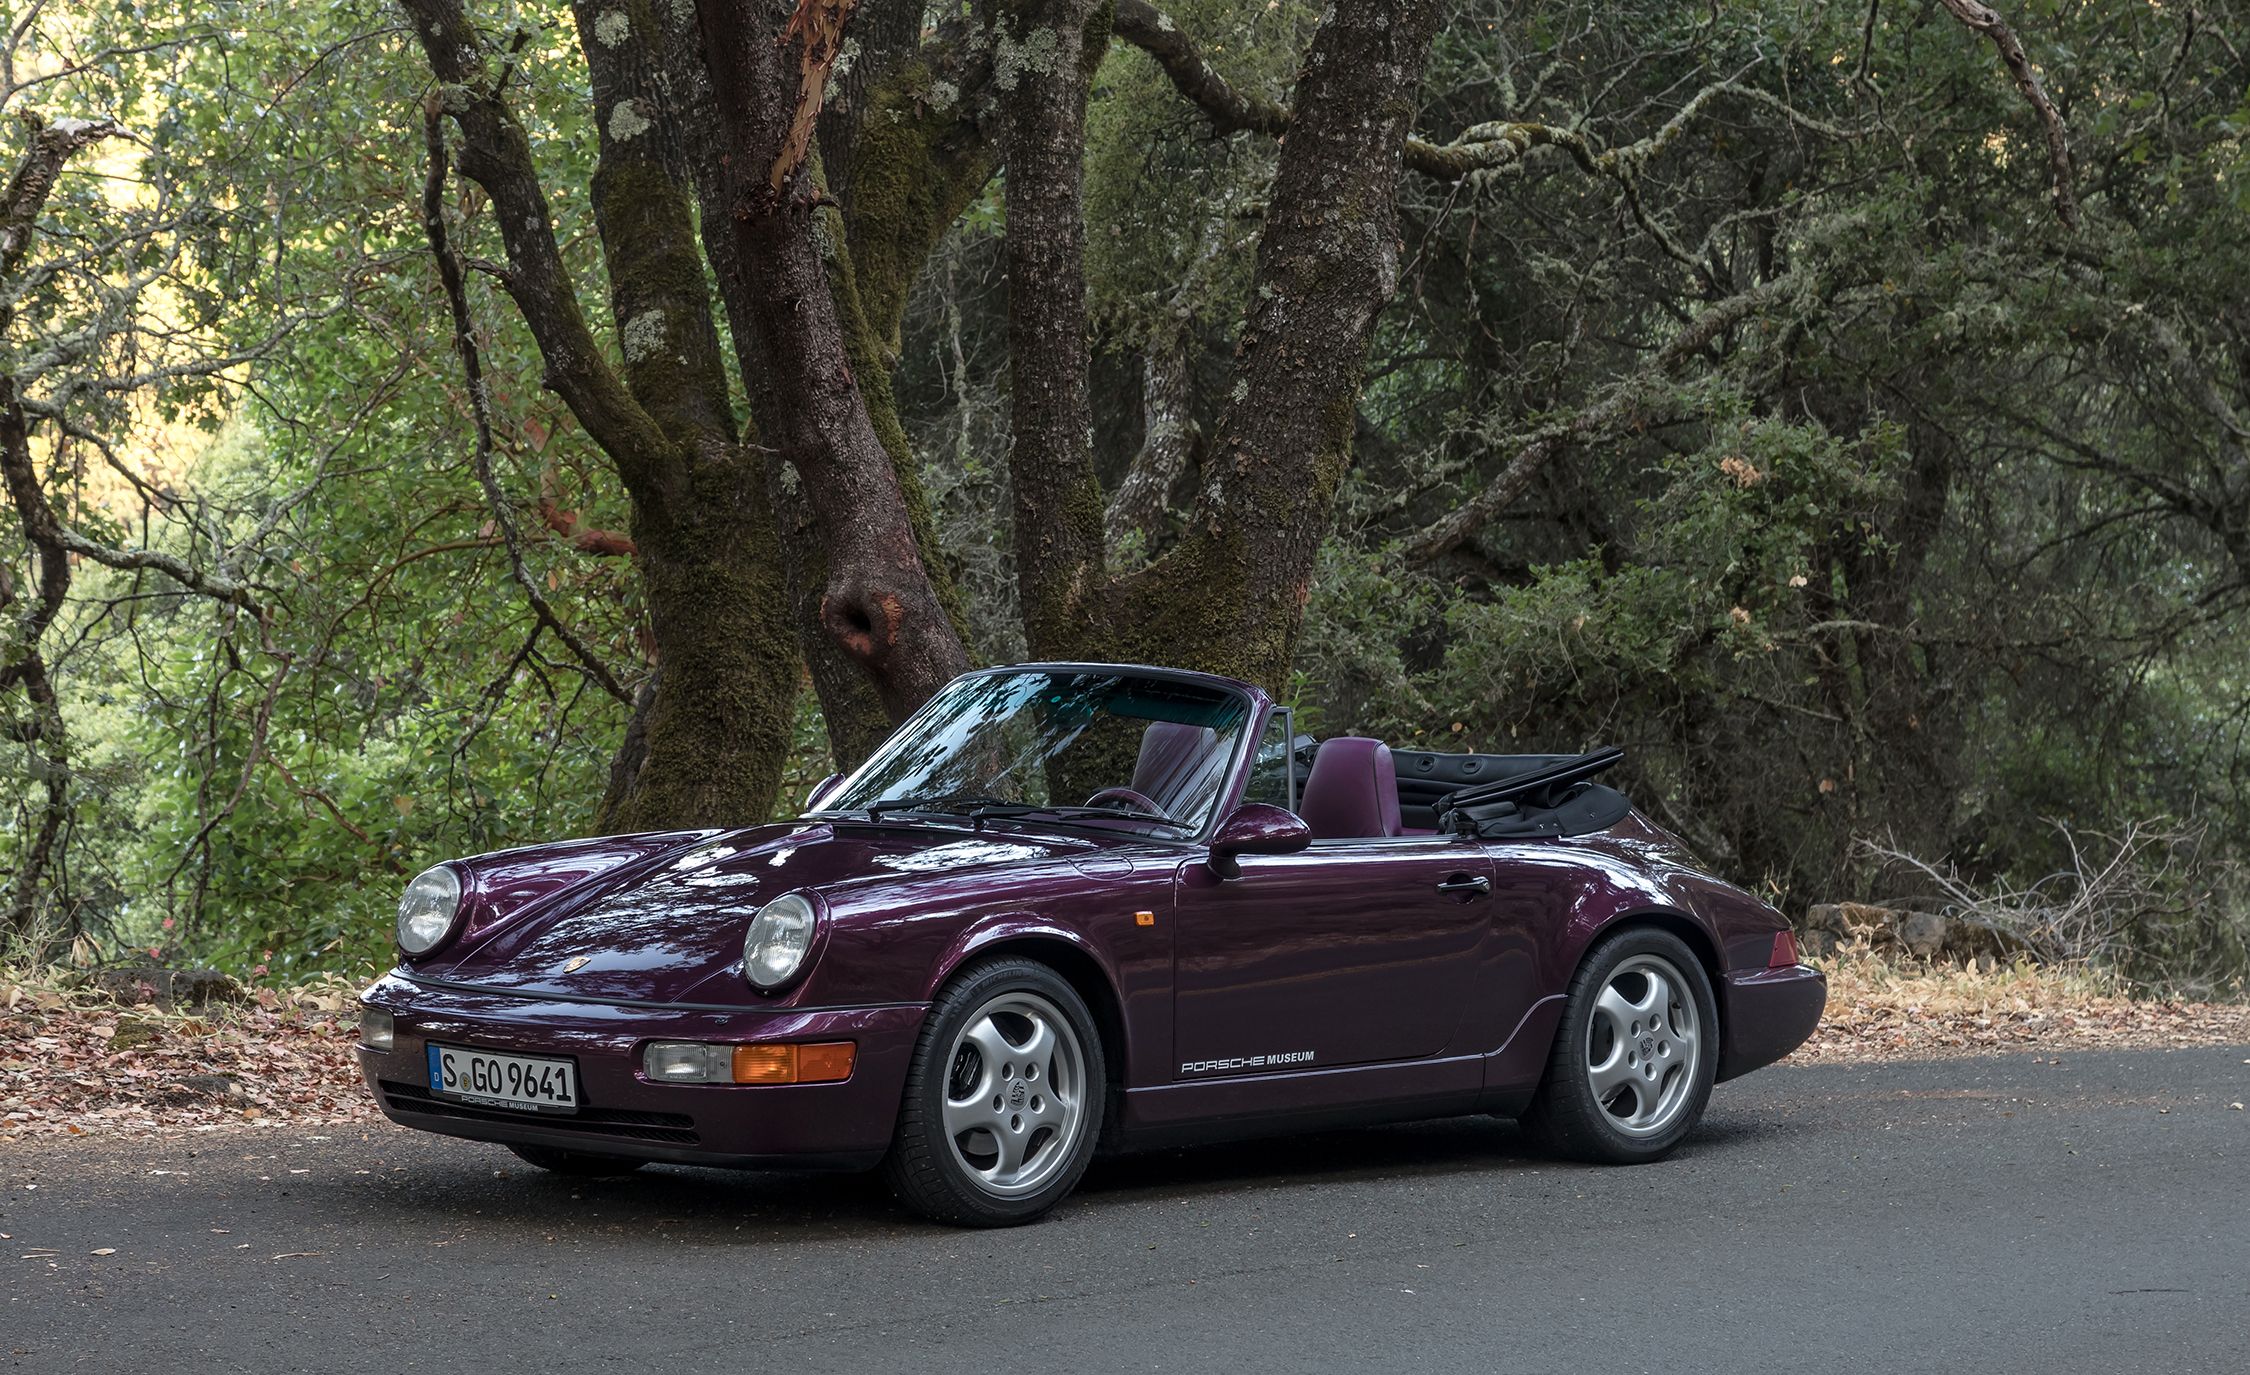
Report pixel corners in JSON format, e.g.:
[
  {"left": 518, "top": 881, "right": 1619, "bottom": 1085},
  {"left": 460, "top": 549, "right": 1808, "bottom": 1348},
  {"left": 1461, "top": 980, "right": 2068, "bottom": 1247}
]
[{"left": 4, "top": 951, "right": 2247, "bottom": 1139}]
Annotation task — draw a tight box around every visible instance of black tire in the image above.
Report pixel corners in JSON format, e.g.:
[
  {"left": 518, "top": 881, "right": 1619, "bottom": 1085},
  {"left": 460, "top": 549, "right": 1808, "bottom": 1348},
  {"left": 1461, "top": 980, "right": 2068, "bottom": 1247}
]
[
  {"left": 881, "top": 957, "right": 1106, "bottom": 1227},
  {"left": 506, "top": 1143, "right": 648, "bottom": 1177},
  {"left": 1519, "top": 925, "right": 1719, "bottom": 1164}
]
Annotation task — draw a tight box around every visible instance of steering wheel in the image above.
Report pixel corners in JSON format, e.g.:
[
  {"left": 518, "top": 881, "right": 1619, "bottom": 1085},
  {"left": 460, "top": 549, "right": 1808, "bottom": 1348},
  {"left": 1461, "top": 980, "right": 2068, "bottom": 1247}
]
[{"left": 1081, "top": 787, "right": 1162, "bottom": 814}]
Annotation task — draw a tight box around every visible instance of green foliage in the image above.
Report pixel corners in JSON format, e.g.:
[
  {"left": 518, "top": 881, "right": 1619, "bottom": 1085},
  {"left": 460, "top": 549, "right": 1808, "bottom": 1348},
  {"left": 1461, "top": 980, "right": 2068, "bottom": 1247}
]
[{"left": 8, "top": 0, "right": 2248, "bottom": 994}]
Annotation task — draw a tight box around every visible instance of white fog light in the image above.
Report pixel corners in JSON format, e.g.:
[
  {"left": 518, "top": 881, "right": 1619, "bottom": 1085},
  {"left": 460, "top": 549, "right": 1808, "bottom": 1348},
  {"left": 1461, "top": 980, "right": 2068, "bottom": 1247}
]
[
  {"left": 361, "top": 1007, "right": 395, "bottom": 1051},
  {"left": 644, "top": 1041, "right": 729, "bottom": 1083}
]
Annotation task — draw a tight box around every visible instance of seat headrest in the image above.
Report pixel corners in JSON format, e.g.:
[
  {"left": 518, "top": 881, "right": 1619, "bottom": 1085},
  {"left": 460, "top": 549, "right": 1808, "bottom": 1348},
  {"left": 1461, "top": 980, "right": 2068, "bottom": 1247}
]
[
  {"left": 1132, "top": 721, "right": 1219, "bottom": 806},
  {"left": 1296, "top": 737, "right": 1401, "bottom": 840}
]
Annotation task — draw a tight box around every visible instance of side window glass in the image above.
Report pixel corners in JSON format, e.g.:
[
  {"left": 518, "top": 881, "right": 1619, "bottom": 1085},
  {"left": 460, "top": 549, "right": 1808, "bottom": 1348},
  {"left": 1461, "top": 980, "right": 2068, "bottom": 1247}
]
[{"left": 1243, "top": 711, "right": 1296, "bottom": 812}]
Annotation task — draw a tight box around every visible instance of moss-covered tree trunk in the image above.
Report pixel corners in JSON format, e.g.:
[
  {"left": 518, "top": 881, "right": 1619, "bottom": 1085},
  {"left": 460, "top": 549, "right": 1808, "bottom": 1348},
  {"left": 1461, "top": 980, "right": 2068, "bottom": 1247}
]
[
  {"left": 693, "top": 0, "right": 974, "bottom": 724},
  {"left": 991, "top": 0, "right": 1113, "bottom": 660},
  {"left": 411, "top": 0, "right": 799, "bottom": 832},
  {"left": 1002, "top": 0, "right": 1443, "bottom": 691}
]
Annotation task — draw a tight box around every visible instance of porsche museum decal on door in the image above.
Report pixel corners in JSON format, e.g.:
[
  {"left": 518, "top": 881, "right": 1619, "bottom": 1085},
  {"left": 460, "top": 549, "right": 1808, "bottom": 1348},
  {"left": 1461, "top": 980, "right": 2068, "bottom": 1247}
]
[{"left": 1180, "top": 1050, "right": 1317, "bottom": 1075}]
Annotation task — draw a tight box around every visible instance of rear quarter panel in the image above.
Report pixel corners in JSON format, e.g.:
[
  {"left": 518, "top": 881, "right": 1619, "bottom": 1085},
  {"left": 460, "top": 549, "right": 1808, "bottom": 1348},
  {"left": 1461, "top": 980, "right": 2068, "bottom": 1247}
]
[{"left": 1468, "top": 812, "right": 1791, "bottom": 1101}]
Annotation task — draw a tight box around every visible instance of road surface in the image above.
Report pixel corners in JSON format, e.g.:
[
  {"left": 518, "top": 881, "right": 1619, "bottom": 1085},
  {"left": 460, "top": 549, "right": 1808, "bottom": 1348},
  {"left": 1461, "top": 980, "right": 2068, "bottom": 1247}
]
[{"left": 4, "top": 1045, "right": 2247, "bottom": 1374}]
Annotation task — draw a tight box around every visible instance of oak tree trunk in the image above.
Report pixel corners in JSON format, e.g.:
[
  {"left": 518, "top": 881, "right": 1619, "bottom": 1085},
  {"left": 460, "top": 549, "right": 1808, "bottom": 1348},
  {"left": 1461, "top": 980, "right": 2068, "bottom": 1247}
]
[
  {"left": 1002, "top": 0, "right": 1443, "bottom": 690},
  {"left": 414, "top": 0, "right": 800, "bottom": 832},
  {"left": 695, "top": 0, "right": 974, "bottom": 722}
]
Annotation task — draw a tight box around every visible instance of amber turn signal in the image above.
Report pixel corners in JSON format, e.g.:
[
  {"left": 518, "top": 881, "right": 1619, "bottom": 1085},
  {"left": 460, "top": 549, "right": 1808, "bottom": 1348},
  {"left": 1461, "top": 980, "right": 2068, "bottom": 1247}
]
[{"left": 731, "top": 1041, "right": 856, "bottom": 1085}]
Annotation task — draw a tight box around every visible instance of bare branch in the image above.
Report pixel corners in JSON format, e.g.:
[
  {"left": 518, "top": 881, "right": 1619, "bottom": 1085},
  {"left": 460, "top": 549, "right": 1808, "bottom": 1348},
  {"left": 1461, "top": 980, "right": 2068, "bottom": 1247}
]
[
  {"left": 1933, "top": 0, "right": 2079, "bottom": 230},
  {"left": 421, "top": 104, "right": 634, "bottom": 707}
]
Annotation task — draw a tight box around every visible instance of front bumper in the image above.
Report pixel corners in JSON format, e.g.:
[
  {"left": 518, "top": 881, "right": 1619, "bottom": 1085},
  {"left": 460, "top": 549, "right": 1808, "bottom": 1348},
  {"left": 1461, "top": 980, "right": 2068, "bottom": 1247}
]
[
  {"left": 357, "top": 971, "right": 928, "bottom": 1170},
  {"left": 1714, "top": 963, "right": 1827, "bottom": 1082}
]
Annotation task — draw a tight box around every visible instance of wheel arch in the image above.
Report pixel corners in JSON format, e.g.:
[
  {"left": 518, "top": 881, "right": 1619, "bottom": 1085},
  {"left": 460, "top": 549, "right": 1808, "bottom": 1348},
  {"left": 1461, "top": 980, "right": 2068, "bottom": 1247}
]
[
  {"left": 1594, "top": 906, "right": 1725, "bottom": 996},
  {"left": 927, "top": 925, "right": 1130, "bottom": 1099}
]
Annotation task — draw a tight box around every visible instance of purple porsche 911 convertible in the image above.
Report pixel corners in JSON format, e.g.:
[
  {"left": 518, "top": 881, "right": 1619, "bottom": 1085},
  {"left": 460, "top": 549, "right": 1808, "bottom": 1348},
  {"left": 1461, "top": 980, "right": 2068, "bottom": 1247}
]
[{"left": 358, "top": 662, "right": 1824, "bottom": 1225}]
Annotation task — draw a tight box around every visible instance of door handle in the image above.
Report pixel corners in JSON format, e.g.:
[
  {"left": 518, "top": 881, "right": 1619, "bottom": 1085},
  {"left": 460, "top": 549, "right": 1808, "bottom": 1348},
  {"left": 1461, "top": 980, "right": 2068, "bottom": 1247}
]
[{"left": 1436, "top": 874, "right": 1491, "bottom": 895}]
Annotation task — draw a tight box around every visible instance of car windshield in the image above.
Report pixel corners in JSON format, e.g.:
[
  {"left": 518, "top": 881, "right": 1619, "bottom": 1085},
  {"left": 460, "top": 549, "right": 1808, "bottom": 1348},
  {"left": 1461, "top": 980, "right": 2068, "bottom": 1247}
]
[{"left": 819, "top": 669, "right": 1251, "bottom": 834}]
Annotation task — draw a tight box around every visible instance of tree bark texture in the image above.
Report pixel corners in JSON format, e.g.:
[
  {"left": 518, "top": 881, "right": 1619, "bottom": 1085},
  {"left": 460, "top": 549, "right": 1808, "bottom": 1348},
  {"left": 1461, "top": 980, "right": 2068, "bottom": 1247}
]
[
  {"left": 0, "top": 117, "right": 117, "bottom": 945},
  {"left": 993, "top": 0, "right": 1111, "bottom": 660},
  {"left": 1104, "top": 327, "right": 1201, "bottom": 560},
  {"left": 408, "top": 0, "right": 798, "bottom": 831},
  {"left": 1096, "top": 0, "right": 1445, "bottom": 687},
  {"left": 695, "top": 0, "right": 973, "bottom": 723}
]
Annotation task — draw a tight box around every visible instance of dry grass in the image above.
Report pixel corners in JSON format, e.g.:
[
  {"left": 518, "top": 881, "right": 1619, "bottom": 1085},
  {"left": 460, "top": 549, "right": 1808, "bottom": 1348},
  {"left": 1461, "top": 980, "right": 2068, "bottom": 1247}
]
[{"left": 1798, "top": 942, "right": 2250, "bottom": 1063}]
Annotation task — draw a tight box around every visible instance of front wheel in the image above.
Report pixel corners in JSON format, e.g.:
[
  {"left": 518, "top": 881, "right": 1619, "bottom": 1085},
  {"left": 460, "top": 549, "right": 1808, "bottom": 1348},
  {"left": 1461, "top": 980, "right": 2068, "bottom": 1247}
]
[
  {"left": 1520, "top": 926, "right": 1718, "bottom": 1164},
  {"left": 882, "top": 957, "right": 1105, "bottom": 1227}
]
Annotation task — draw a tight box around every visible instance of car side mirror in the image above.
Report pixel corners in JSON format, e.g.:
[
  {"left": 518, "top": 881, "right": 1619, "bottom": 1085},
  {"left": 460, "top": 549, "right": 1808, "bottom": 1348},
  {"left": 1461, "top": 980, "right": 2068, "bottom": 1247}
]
[
  {"left": 1208, "top": 802, "right": 1311, "bottom": 878},
  {"left": 804, "top": 772, "right": 846, "bottom": 811}
]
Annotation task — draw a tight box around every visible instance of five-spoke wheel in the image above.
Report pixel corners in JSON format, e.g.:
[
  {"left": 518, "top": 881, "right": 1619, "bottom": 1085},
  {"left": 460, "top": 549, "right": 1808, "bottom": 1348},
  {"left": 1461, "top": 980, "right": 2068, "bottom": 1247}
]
[
  {"left": 1584, "top": 952, "right": 1703, "bottom": 1137},
  {"left": 884, "top": 957, "right": 1105, "bottom": 1226},
  {"left": 939, "top": 991, "right": 1090, "bottom": 1198},
  {"left": 1522, "top": 926, "right": 1718, "bottom": 1163}
]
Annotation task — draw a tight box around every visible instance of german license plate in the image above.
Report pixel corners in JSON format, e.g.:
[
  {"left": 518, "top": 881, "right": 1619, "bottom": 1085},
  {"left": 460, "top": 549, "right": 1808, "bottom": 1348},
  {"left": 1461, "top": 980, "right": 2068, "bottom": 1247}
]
[{"left": 426, "top": 1043, "right": 579, "bottom": 1114}]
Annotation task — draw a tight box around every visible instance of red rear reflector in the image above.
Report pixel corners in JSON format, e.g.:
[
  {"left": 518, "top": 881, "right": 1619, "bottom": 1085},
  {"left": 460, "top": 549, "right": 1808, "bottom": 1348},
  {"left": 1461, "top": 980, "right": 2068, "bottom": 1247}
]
[{"left": 1770, "top": 929, "right": 1800, "bottom": 968}]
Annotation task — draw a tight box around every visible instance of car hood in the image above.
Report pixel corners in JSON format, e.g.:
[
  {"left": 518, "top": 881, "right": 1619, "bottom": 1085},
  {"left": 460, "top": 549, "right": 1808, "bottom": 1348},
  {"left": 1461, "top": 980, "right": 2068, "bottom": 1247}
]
[{"left": 411, "top": 821, "right": 1095, "bottom": 1006}]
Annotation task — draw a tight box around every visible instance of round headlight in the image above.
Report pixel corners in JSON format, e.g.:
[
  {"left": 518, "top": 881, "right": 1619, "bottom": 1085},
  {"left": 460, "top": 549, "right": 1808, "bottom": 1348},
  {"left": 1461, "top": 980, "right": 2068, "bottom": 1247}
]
[
  {"left": 743, "top": 893, "right": 817, "bottom": 991},
  {"left": 396, "top": 865, "right": 463, "bottom": 956}
]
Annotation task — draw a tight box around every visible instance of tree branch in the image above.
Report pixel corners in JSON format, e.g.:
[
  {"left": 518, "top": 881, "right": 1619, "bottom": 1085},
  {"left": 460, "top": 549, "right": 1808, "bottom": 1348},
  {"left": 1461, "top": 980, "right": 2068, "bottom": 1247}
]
[
  {"left": 51, "top": 529, "right": 264, "bottom": 615},
  {"left": 0, "top": 115, "right": 118, "bottom": 333},
  {"left": 421, "top": 103, "right": 634, "bottom": 707},
  {"left": 1933, "top": 0, "right": 2079, "bottom": 230},
  {"left": 1114, "top": 3, "right": 1854, "bottom": 187},
  {"left": 1111, "top": 0, "right": 1286, "bottom": 138},
  {"left": 1405, "top": 276, "right": 1799, "bottom": 561},
  {"left": 400, "top": 0, "right": 677, "bottom": 481}
]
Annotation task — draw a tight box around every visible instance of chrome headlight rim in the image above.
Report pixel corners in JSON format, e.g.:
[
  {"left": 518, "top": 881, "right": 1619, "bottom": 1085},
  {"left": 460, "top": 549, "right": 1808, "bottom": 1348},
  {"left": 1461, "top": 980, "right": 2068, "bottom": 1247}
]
[
  {"left": 742, "top": 892, "right": 820, "bottom": 992},
  {"left": 395, "top": 864, "right": 465, "bottom": 957}
]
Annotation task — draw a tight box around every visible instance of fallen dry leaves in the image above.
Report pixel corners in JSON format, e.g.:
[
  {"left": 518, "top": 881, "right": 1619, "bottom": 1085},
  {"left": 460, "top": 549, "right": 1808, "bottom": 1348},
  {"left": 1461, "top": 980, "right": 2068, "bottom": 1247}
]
[
  {"left": 2, "top": 971, "right": 374, "bottom": 1140},
  {"left": 1797, "top": 943, "right": 2250, "bottom": 1063},
  {"left": 5, "top": 950, "right": 2248, "bottom": 1139}
]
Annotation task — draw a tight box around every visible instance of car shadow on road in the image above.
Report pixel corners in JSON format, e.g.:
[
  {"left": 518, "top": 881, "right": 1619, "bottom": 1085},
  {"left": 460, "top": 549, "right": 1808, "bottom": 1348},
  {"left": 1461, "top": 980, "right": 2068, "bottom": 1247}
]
[
  {"left": 1075, "top": 1108, "right": 1795, "bottom": 1203},
  {"left": 340, "top": 1107, "right": 1802, "bottom": 1238}
]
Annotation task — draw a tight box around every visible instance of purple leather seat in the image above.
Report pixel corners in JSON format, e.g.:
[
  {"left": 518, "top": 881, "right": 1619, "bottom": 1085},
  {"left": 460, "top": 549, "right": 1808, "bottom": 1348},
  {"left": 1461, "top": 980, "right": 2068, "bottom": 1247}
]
[
  {"left": 1296, "top": 737, "right": 1402, "bottom": 840},
  {"left": 1132, "top": 721, "right": 1220, "bottom": 809}
]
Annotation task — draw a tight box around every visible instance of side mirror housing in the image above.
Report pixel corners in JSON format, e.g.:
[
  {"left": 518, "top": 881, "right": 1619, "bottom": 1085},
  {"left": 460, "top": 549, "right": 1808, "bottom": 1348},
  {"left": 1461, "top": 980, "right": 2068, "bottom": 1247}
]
[
  {"left": 804, "top": 772, "right": 846, "bottom": 811},
  {"left": 1208, "top": 802, "right": 1312, "bottom": 878}
]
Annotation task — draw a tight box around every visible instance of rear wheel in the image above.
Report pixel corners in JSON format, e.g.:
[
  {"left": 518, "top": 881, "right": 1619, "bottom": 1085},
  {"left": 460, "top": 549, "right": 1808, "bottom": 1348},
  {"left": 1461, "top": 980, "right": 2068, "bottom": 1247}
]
[
  {"left": 882, "top": 957, "right": 1104, "bottom": 1227},
  {"left": 506, "top": 1144, "right": 648, "bottom": 1177},
  {"left": 1520, "top": 926, "right": 1717, "bottom": 1164}
]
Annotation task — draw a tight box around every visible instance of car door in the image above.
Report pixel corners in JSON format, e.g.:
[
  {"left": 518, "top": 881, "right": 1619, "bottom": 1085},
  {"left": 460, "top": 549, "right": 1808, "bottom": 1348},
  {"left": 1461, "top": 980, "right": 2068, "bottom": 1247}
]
[{"left": 1169, "top": 836, "right": 1495, "bottom": 1077}]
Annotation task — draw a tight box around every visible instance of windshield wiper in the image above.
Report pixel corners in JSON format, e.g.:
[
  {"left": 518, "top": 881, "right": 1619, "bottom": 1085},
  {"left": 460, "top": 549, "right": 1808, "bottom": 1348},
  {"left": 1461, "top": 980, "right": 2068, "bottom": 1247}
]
[
  {"left": 860, "top": 795, "right": 1190, "bottom": 833},
  {"left": 969, "top": 802, "right": 1192, "bottom": 833},
  {"left": 863, "top": 793, "right": 1017, "bottom": 820}
]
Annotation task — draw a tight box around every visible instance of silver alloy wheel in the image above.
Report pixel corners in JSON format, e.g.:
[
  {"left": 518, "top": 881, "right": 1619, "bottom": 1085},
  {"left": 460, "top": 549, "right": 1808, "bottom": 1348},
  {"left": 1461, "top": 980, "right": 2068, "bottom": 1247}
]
[
  {"left": 1584, "top": 952, "right": 1702, "bottom": 1138},
  {"left": 940, "top": 990, "right": 1089, "bottom": 1199}
]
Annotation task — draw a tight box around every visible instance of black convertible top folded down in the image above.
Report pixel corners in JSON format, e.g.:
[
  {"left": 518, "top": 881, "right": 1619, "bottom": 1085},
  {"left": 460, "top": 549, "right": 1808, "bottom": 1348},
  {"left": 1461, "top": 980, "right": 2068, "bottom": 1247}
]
[{"left": 1388, "top": 745, "right": 1632, "bottom": 838}]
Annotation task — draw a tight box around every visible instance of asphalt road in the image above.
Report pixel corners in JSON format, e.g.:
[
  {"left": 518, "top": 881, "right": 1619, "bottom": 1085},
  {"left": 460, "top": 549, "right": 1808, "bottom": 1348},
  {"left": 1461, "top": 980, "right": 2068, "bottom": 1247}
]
[{"left": 4, "top": 1045, "right": 2247, "bottom": 1374}]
